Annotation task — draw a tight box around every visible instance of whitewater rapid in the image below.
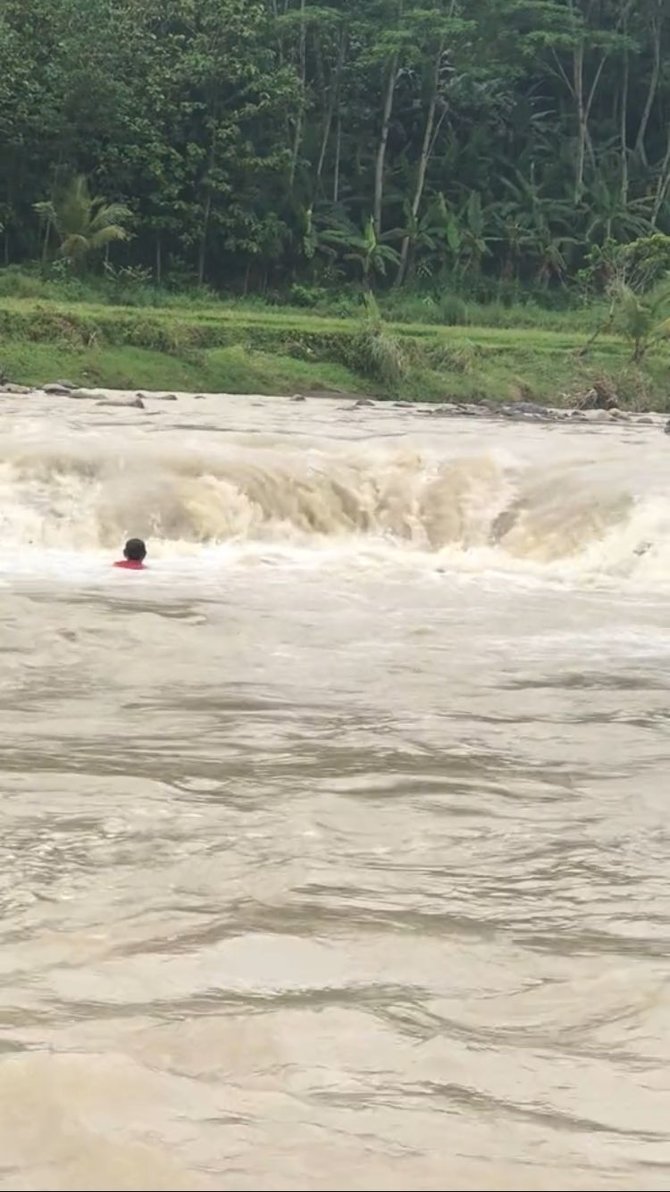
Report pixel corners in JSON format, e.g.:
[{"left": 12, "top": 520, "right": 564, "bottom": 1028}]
[{"left": 0, "top": 390, "right": 668, "bottom": 589}]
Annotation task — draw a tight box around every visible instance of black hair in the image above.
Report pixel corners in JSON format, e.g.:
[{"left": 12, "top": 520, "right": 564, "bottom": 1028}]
[{"left": 124, "top": 538, "right": 147, "bottom": 561}]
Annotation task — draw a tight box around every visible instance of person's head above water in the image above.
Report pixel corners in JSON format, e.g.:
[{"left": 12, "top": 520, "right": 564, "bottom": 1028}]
[
  {"left": 114, "top": 538, "right": 147, "bottom": 569},
  {"left": 123, "top": 538, "right": 147, "bottom": 562}
]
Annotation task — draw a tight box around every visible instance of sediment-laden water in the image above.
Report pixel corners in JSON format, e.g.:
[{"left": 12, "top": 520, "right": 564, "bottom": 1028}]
[{"left": 0, "top": 392, "right": 668, "bottom": 1191}]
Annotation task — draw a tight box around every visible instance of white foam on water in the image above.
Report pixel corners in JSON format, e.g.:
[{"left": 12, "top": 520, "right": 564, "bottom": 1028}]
[{"left": 0, "top": 427, "right": 667, "bottom": 592}]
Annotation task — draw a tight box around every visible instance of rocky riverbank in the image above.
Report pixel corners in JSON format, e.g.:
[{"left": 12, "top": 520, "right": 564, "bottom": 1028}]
[
  {"left": 411, "top": 399, "right": 669, "bottom": 428},
  {"left": 4, "top": 379, "right": 668, "bottom": 432}
]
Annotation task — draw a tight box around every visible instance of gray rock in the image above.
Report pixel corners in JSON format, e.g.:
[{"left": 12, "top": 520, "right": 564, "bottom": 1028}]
[
  {"left": 68, "top": 388, "right": 100, "bottom": 400},
  {"left": 582, "top": 408, "right": 612, "bottom": 423},
  {"left": 55, "top": 379, "right": 76, "bottom": 389},
  {"left": 638, "top": 415, "right": 654, "bottom": 424},
  {"left": 291, "top": 393, "right": 306, "bottom": 402},
  {"left": 145, "top": 392, "right": 178, "bottom": 401},
  {"left": 352, "top": 397, "right": 375, "bottom": 408},
  {"left": 0, "top": 382, "right": 31, "bottom": 394},
  {"left": 513, "top": 401, "right": 551, "bottom": 419},
  {"left": 500, "top": 404, "right": 549, "bottom": 421},
  {"left": 193, "top": 393, "right": 206, "bottom": 400},
  {"left": 43, "top": 382, "right": 73, "bottom": 395},
  {"left": 95, "top": 396, "right": 145, "bottom": 410},
  {"left": 609, "top": 408, "right": 630, "bottom": 420},
  {"left": 664, "top": 419, "right": 670, "bottom": 435}
]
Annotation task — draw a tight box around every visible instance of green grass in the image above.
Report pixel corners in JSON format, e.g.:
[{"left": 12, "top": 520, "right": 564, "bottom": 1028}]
[
  {"left": 0, "top": 290, "right": 667, "bottom": 408},
  {"left": 0, "top": 266, "right": 612, "bottom": 332},
  {"left": 0, "top": 339, "right": 368, "bottom": 396}
]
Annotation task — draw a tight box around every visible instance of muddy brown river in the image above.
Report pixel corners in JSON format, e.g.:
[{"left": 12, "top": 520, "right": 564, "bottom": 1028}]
[{"left": 0, "top": 392, "right": 668, "bottom": 1191}]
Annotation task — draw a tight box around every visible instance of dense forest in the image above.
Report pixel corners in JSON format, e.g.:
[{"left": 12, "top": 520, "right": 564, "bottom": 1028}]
[{"left": 0, "top": 0, "right": 668, "bottom": 297}]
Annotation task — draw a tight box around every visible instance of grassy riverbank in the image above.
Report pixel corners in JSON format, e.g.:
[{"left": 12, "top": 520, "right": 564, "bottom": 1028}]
[{"left": 0, "top": 293, "right": 667, "bottom": 408}]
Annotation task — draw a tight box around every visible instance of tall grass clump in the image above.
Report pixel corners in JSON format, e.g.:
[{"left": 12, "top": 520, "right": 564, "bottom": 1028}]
[{"left": 352, "top": 293, "right": 409, "bottom": 386}]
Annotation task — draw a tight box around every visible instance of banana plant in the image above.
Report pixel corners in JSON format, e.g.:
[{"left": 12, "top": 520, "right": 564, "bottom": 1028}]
[
  {"left": 437, "top": 191, "right": 495, "bottom": 277},
  {"left": 457, "top": 191, "right": 491, "bottom": 274},
  {"left": 394, "top": 195, "right": 451, "bottom": 282},
  {"left": 319, "top": 214, "right": 401, "bottom": 286},
  {"left": 581, "top": 175, "right": 654, "bottom": 244},
  {"left": 492, "top": 169, "right": 577, "bottom": 283}
]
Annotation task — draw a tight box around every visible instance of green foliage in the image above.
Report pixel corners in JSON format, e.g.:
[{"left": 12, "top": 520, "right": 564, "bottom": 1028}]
[
  {"left": 439, "top": 294, "right": 470, "bottom": 326},
  {"left": 34, "top": 175, "right": 131, "bottom": 268},
  {"left": 0, "top": 0, "right": 667, "bottom": 296},
  {"left": 580, "top": 234, "right": 670, "bottom": 300},
  {"left": 618, "top": 235, "right": 670, "bottom": 292},
  {"left": 613, "top": 281, "right": 670, "bottom": 363},
  {"left": 350, "top": 292, "right": 409, "bottom": 386}
]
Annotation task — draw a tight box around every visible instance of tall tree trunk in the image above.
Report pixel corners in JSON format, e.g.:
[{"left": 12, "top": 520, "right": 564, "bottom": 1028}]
[
  {"left": 198, "top": 120, "right": 218, "bottom": 287},
  {"left": 634, "top": 2, "right": 662, "bottom": 165},
  {"left": 198, "top": 191, "right": 212, "bottom": 286},
  {"left": 41, "top": 218, "right": 51, "bottom": 267},
  {"left": 395, "top": 45, "right": 443, "bottom": 286},
  {"left": 651, "top": 127, "right": 670, "bottom": 226},
  {"left": 572, "top": 42, "right": 586, "bottom": 201},
  {"left": 332, "top": 111, "right": 342, "bottom": 204},
  {"left": 572, "top": 40, "right": 607, "bottom": 202},
  {"left": 289, "top": 0, "right": 307, "bottom": 188},
  {"left": 316, "top": 27, "right": 346, "bottom": 186},
  {"left": 373, "top": 53, "right": 399, "bottom": 236},
  {"left": 619, "top": 28, "right": 629, "bottom": 207}
]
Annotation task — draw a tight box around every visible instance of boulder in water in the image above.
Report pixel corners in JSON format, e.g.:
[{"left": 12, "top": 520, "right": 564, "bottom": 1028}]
[
  {"left": 664, "top": 419, "right": 670, "bottom": 434},
  {"left": 512, "top": 401, "right": 551, "bottom": 419},
  {"left": 43, "top": 382, "right": 73, "bottom": 395},
  {"left": 96, "top": 396, "right": 145, "bottom": 409},
  {"left": 582, "top": 408, "right": 613, "bottom": 422},
  {"left": 426, "top": 403, "right": 459, "bottom": 416},
  {"left": 68, "top": 387, "right": 100, "bottom": 400},
  {"left": 0, "top": 382, "right": 32, "bottom": 394}
]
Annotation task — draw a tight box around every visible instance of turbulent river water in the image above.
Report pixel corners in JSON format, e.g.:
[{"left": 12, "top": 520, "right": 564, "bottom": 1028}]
[{"left": 0, "top": 391, "right": 669, "bottom": 1191}]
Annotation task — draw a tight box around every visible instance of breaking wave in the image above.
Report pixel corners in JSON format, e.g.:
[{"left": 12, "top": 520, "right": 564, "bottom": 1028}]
[{"left": 0, "top": 435, "right": 666, "bottom": 583}]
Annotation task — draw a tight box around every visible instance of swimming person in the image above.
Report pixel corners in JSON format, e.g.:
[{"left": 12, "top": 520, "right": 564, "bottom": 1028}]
[{"left": 114, "top": 538, "right": 147, "bottom": 570}]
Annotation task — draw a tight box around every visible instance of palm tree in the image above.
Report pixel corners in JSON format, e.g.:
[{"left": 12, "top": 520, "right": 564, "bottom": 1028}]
[
  {"left": 35, "top": 175, "right": 131, "bottom": 268},
  {"left": 319, "top": 215, "right": 400, "bottom": 288}
]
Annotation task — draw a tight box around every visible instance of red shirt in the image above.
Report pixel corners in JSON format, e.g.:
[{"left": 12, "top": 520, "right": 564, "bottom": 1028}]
[{"left": 113, "top": 560, "right": 145, "bottom": 570}]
